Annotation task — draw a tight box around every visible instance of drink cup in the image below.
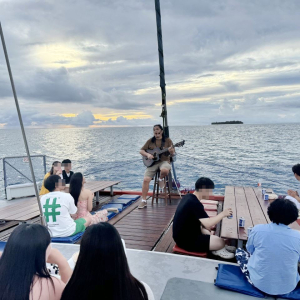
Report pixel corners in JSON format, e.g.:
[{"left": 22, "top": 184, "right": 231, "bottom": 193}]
[
  {"left": 264, "top": 194, "right": 269, "bottom": 201},
  {"left": 262, "top": 188, "right": 266, "bottom": 195},
  {"left": 227, "top": 214, "right": 233, "bottom": 219},
  {"left": 239, "top": 217, "right": 245, "bottom": 227}
]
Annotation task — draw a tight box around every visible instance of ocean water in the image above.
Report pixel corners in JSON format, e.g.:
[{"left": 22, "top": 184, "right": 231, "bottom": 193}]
[{"left": 0, "top": 124, "right": 299, "bottom": 200}]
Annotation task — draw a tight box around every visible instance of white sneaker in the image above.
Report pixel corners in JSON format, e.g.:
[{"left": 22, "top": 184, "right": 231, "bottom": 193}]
[
  {"left": 212, "top": 247, "right": 235, "bottom": 259},
  {"left": 158, "top": 178, "right": 165, "bottom": 189},
  {"left": 138, "top": 201, "right": 147, "bottom": 209},
  {"left": 225, "top": 245, "right": 237, "bottom": 253}
]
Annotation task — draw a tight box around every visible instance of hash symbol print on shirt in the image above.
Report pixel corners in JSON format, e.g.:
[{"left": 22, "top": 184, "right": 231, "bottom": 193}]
[{"left": 43, "top": 198, "right": 61, "bottom": 222}]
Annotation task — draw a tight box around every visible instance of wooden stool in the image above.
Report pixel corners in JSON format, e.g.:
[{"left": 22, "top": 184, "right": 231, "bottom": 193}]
[{"left": 152, "top": 170, "right": 172, "bottom": 205}]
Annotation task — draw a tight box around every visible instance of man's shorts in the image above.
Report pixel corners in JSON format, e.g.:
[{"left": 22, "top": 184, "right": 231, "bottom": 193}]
[
  {"left": 71, "top": 218, "right": 86, "bottom": 236},
  {"left": 144, "top": 161, "right": 171, "bottom": 179},
  {"left": 176, "top": 234, "right": 211, "bottom": 253}
]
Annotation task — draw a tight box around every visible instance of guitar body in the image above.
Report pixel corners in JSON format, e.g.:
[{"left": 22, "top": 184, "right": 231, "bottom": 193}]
[
  {"left": 143, "top": 148, "right": 162, "bottom": 167},
  {"left": 142, "top": 140, "right": 185, "bottom": 167}
]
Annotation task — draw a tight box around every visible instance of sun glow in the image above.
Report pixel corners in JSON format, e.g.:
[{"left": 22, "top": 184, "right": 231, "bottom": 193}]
[{"left": 33, "top": 43, "right": 87, "bottom": 68}]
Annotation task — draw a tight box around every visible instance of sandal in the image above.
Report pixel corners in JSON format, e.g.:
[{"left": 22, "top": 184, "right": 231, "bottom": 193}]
[{"left": 212, "top": 247, "right": 235, "bottom": 259}]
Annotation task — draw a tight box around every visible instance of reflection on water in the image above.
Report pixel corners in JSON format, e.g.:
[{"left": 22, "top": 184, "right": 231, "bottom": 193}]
[{"left": 0, "top": 124, "right": 299, "bottom": 200}]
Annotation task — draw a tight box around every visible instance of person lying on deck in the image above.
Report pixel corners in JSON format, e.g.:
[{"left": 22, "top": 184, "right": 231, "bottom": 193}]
[
  {"left": 0, "top": 224, "right": 72, "bottom": 300},
  {"left": 69, "top": 172, "right": 109, "bottom": 225},
  {"left": 41, "top": 175, "right": 91, "bottom": 237},
  {"left": 61, "top": 223, "right": 154, "bottom": 300},
  {"left": 40, "top": 161, "right": 63, "bottom": 196},
  {"left": 236, "top": 199, "right": 300, "bottom": 296},
  {"left": 172, "top": 177, "right": 235, "bottom": 259}
]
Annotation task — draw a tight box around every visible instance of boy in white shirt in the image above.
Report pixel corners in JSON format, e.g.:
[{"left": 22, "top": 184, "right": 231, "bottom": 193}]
[{"left": 40, "top": 175, "right": 91, "bottom": 237}]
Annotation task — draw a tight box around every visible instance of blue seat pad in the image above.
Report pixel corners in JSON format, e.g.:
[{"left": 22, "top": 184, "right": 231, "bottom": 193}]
[
  {"left": 117, "top": 194, "right": 140, "bottom": 200},
  {"left": 102, "top": 203, "right": 123, "bottom": 212},
  {"left": 110, "top": 199, "right": 134, "bottom": 206},
  {"left": 0, "top": 241, "right": 6, "bottom": 252},
  {"left": 107, "top": 211, "right": 117, "bottom": 220},
  {"left": 51, "top": 231, "right": 84, "bottom": 243},
  {"left": 215, "top": 264, "right": 265, "bottom": 298}
]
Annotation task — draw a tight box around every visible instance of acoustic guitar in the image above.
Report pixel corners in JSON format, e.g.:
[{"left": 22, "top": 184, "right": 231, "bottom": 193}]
[{"left": 142, "top": 140, "right": 185, "bottom": 167}]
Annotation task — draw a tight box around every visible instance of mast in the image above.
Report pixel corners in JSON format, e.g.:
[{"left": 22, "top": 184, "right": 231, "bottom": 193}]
[
  {"left": 154, "top": 0, "right": 169, "bottom": 138},
  {"left": 0, "top": 22, "right": 46, "bottom": 226}
]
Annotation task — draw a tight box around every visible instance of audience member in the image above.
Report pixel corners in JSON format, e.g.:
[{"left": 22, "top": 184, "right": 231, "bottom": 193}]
[
  {"left": 173, "top": 177, "right": 235, "bottom": 259},
  {"left": 62, "top": 159, "right": 74, "bottom": 184},
  {"left": 284, "top": 164, "right": 300, "bottom": 209},
  {"left": 236, "top": 199, "right": 300, "bottom": 295},
  {"left": 41, "top": 175, "right": 91, "bottom": 237},
  {"left": 0, "top": 224, "right": 72, "bottom": 300},
  {"left": 40, "top": 161, "right": 62, "bottom": 196},
  {"left": 70, "top": 172, "right": 108, "bottom": 225},
  {"left": 61, "top": 223, "right": 154, "bottom": 300}
]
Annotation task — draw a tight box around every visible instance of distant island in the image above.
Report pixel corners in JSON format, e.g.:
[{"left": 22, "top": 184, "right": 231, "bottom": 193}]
[{"left": 211, "top": 121, "right": 243, "bottom": 125}]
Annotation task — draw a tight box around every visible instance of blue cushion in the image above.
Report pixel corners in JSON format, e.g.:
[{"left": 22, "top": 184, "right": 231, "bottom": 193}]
[
  {"left": 215, "top": 264, "right": 265, "bottom": 298},
  {"left": 117, "top": 194, "right": 140, "bottom": 200},
  {"left": 0, "top": 241, "right": 6, "bottom": 252},
  {"left": 51, "top": 232, "right": 84, "bottom": 243},
  {"left": 107, "top": 211, "right": 117, "bottom": 220},
  {"left": 277, "top": 286, "right": 300, "bottom": 300},
  {"left": 101, "top": 203, "right": 123, "bottom": 212},
  {"left": 110, "top": 199, "right": 134, "bottom": 206}
]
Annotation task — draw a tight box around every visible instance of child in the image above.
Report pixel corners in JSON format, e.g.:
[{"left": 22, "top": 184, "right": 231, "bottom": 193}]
[
  {"left": 62, "top": 159, "right": 74, "bottom": 185},
  {"left": 40, "top": 175, "right": 91, "bottom": 237}
]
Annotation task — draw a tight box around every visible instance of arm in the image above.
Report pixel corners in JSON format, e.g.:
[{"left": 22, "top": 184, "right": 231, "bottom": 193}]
[
  {"left": 47, "top": 248, "right": 72, "bottom": 284},
  {"left": 287, "top": 190, "right": 300, "bottom": 202},
  {"left": 200, "top": 208, "right": 232, "bottom": 229},
  {"left": 246, "top": 230, "right": 255, "bottom": 255},
  {"left": 87, "top": 191, "right": 93, "bottom": 212}
]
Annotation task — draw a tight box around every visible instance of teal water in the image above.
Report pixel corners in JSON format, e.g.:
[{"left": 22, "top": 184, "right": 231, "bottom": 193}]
[{"left": 0, "top": 124, "right": 299, "bottom": 200}]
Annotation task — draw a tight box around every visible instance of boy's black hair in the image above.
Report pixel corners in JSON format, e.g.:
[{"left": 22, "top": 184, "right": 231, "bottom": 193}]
[
  {"left": 292, "top": 164, "right": 300, "bottom": 176},
  {"left": 44, "top": 175, "right": 61, "bottom": 192},
  {"left": 62, "top": 159, "right": 72, "bottom": 165},
  {"left": 195, "top": 177, "right": 215, "bottom": 191},
  {"left": 268, "top": 199, "right": 298, "bottom": 225}
]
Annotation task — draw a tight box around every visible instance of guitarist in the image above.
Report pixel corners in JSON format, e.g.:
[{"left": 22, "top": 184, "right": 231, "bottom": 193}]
[{"left": 138, "top": 124, "right": 175, "bottom": 209}]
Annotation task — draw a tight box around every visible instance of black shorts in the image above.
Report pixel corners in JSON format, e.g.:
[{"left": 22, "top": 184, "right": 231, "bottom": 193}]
[{"left": 176, "top": 234, "right": 211, "bottom": 253}]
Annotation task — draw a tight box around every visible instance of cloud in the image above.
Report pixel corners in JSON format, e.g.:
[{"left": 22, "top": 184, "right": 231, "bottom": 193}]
[{"left": 0, "top": 0, "right": 300, "bottom": 126}]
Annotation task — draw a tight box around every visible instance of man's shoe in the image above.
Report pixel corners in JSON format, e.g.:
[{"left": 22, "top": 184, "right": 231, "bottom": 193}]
[
  {"left": 138, "top": 201, "right": 147, "bottom": 209},
  {"left": 212, "top": 247, "right": 235, "bottom": 259}
]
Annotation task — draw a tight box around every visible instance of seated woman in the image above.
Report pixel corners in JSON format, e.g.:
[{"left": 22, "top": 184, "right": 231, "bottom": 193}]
[
  {"left": 69, "top": 172, "right": 108, "bottom": 224},
  {"left": 61, "top": 223, "right": 154, "bottom": 300},
  {"left": 40, "top": 161, "right": 62, "bottom": 196},
  {"left": 236, "top": 199, "right": 300, "bottom": 296},
  {"left": 0, "top": 224, "right": 72, "bottom": 300}
]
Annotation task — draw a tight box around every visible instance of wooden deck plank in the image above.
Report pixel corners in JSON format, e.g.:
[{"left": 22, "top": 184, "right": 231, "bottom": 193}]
[
  {"left": 220, "top": 186, "right": 238, "bottom": 240},
  {"left": 244, "top": 187, "right": 268, "bottom": 226},
  {"left": 235, "top": 187, "right": 254, "bottom": 240},
  {"left": 253, "top": 187, "right": 271, "bottom": 223}
]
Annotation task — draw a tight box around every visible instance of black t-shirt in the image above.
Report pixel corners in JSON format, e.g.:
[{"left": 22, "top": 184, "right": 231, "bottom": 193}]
[
  {"left": 173, "top": 193, "right": 209, "bottom": 245},
  {"left": 62, "top": 170, "right": 74, "bottom": 184}
]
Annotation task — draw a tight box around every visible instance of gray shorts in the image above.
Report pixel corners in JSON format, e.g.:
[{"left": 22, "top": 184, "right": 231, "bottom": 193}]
[{"left": 144, "top": 161, "right": 171, "bottom": 179}]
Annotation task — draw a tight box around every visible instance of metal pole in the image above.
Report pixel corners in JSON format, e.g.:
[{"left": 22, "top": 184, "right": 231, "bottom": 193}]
[
  {"left": 154, "top": 0, "right": 169, "bottom": 138},
  {"left": 0, "top": 22, "right": 46, "bottom": 226}
]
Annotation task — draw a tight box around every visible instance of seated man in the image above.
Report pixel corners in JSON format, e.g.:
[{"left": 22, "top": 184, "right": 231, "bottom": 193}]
[
  {"left": 236, "top": 199, "right": 300, "bottom": 295},
  {"left": 40, "top": 175, "right": 91, "bottom": 237},
  {"left": 62, "top": 159, "right": 74, "bottom": 184},
  {"left": 284, "top": 163, "right": 300, "bottom": 209},
  {"left": 173, "top": 177, "right": 234, "bottom": 259}
]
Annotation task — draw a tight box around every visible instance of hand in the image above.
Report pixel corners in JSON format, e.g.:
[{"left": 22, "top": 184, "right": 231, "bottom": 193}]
[
  {"left": 147, "top": 154, "right": 154, "bottom": 160},
  {"left": 288, "top": 190, "right": 298, "bottom": 198},
  {"left": 55, "top": 169, "right": 62, "bottom": 175},
  {"left": 222, "top": 208, "right": 233, "bottom": 218}
]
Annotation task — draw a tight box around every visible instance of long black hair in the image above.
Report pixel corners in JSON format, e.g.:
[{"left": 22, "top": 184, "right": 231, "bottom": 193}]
[
  {"left": 61, "top": 223, "right": 149, "bottom": 300},
  {"left": 151, "top": 124, "right": 166, "bottom": 143},
  {"left": 49, "top": 161, "right": 61, "bottom": 175},
  {"left": 69, "top": 172, "right": 83, "bottom": 206},
  {"left": 0, "top": 224, "right": 54, "bottom": 300}
]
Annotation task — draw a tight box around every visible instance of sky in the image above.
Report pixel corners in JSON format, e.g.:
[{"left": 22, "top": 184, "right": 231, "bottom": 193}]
[{"left": 0, "top": 0, "right": 300, "bottom": 128}]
